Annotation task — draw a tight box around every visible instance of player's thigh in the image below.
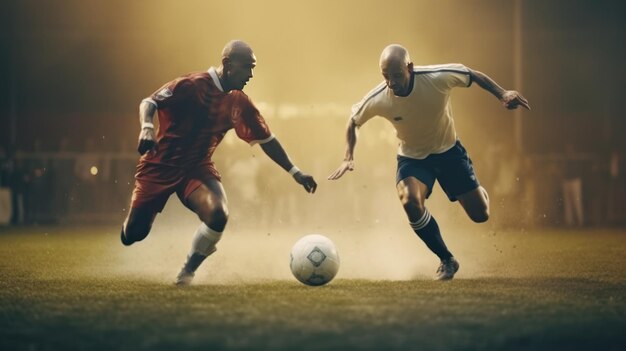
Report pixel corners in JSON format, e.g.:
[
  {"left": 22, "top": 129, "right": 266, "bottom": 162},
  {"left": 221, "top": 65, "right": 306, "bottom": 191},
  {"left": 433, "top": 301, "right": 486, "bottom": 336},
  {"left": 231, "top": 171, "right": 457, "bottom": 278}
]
[
  {"left": 125, "top": 177, "right": 172, "bottom": 233},
  {"left": 396, "top": 177, "right": 430, "bottom": 217},
  {"left": 457, "top": 186, "right": 490, "bottom": 223},
  {"left": 396, "top": 155, "right": 436, "bottom": 204},
  {"left": 436, "top": 141, "right": 481, "bottom": 202},
  {"left": 183, "top": 178, "right": 229, "bottom": 219},
  {"left": 396, "top": 177, "right": 431, "bottom": 222},
  {"left": 124, "top": 205, "right": 158, "bottom": 233},
  {"left": 396, "top": 177, "right": 428, "bottom": 202}
]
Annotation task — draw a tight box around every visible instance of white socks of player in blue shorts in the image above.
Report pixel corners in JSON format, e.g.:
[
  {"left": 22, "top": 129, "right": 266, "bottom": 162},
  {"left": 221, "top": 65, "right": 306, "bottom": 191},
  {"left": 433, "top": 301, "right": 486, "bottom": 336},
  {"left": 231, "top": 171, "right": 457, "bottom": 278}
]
[{"left": 183, "top": 223, "right": 223, "bottom": 274}]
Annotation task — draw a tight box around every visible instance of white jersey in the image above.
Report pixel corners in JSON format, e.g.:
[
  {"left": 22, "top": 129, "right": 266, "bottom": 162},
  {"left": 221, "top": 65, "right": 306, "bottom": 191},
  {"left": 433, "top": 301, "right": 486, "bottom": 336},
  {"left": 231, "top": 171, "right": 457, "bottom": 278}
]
[{"left": 351, "top": 63, "right": 472, "bottom": 159}]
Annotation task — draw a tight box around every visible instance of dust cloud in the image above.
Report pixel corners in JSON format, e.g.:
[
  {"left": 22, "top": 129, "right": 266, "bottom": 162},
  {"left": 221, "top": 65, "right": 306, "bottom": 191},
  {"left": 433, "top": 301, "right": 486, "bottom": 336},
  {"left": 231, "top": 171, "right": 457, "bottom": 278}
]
[{"left": 106, "top": 188, "right": 528, "bottom": 285}]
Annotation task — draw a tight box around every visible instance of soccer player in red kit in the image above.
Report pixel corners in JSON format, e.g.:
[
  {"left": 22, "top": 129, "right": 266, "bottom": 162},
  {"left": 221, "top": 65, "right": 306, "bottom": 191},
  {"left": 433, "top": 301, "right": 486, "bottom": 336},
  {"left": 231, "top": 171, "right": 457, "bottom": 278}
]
[{"left": 121, "top": 40, "right": 317, "bottom": 285}]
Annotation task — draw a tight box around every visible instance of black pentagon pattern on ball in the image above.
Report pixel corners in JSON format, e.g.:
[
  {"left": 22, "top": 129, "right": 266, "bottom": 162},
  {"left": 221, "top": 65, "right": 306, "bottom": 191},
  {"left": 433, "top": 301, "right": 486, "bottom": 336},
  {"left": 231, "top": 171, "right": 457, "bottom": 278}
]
[{"left": 307, "top": 247, "right": 326, "bottom": 267}]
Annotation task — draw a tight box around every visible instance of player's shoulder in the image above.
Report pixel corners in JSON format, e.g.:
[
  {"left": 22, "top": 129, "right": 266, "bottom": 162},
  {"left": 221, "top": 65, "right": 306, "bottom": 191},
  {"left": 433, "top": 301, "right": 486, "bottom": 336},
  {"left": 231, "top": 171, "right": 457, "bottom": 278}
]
[
  {"left": 228, "top": 89, "right": 251, "bottom": 101},
  {"left": 413, "top": 63, "right": 470, "bottom": 75},
  {"left": 359, "top": 81, "right": 387, "bottom": 103},
  {"left": 171, "top": 71, "right": 220, "bottom": 96},
  {"left": 351, "top": 81, "right": 387, "bottom": 117},
  {"left": 176, "top": 71, "right": 212, "bottom": 86},
  {"left": 228, "top": 89, "right": 256, "bottom": 107},
  {"left": 163, "top": 72, "right": 194, "bottom": 90}
]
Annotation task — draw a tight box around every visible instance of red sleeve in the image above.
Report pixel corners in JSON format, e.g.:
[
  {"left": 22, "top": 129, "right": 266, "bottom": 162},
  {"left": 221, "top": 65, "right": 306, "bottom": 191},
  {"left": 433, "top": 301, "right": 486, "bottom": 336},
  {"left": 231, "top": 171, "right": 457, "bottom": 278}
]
[
  {"left": 231, "top": 92, "right": 273, "bottom": 145},
  {"left": 148, "top": 77, "right": 196, "bottom": 109}
]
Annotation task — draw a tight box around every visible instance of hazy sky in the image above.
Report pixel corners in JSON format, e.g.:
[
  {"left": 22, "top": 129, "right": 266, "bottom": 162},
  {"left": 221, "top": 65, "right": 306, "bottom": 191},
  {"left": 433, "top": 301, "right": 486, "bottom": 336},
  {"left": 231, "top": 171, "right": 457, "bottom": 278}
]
[{"left": 1, "top": 0, "right": 625, "bottom": 152}]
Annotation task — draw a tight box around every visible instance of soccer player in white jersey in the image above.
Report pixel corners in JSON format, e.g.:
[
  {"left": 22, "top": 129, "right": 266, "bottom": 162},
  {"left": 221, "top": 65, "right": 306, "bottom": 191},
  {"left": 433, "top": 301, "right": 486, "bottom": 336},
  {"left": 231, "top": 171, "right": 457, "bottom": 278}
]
[{"left": 328, "top": 44, "right": 530, "bottom": 280}]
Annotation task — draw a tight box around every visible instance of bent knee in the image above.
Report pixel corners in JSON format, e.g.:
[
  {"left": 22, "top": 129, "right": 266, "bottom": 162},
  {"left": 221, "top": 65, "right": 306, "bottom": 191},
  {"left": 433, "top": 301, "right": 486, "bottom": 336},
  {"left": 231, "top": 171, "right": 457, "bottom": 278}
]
[
  {"left": 211, "top": 206, "right": 229, "bottom": 225},
  {"left": 469, "top": 209, "right": 490, "bottom": 223},
  {"left": 399, "top": 194, "right": 425, "bottom": 215},
  {"left": 124, "top": 221, "right": 152, "bottom": 243},
  {"left": 198, "top": 205, "right": 229, "bottom": 230}
]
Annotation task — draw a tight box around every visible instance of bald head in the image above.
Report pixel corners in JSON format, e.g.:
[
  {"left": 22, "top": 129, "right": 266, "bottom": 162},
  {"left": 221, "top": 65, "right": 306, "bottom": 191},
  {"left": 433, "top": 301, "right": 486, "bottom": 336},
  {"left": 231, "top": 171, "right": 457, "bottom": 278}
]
[
  {"left": 222, "top": 40, "right": 254, "bottom": 61},
  {"left": 219, "top": 40, "right": 256, "bottom": 91},
  {"left": 379, "top": 44, "right": 414, "bottom": 96},
  {"left": 379, "top": 44, "right": 411, "bottom": 68}
]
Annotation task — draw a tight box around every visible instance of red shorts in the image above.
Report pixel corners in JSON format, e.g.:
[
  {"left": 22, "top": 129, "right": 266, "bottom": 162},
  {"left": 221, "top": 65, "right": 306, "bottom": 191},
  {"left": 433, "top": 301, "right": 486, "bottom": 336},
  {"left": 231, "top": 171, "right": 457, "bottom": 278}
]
[{"left": 130, "top": 160, "right": 221, "bottom": 213}]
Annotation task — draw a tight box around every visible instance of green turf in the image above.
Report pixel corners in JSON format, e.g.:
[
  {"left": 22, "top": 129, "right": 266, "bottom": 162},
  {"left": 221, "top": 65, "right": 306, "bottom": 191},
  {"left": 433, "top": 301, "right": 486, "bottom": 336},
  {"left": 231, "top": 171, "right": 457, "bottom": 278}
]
[{"left": 0, "top": 226, "right": 624, "bottom": 351}]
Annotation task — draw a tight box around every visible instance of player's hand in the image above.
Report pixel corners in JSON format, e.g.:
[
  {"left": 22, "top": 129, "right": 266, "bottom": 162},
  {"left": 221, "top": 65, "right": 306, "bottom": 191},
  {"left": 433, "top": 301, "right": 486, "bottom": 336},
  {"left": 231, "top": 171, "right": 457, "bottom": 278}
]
[
  {"left": 293, "top": 171, "right": 317, "bottom": 194},
  {"left": 500, "top": 90, "right": 530, "bottom": 110},
  {"left": 327, "top": 160, "right": 354, "bottom": 180},
  {"left": 137, "top": 128, "right": 157, "bottom": 155}
]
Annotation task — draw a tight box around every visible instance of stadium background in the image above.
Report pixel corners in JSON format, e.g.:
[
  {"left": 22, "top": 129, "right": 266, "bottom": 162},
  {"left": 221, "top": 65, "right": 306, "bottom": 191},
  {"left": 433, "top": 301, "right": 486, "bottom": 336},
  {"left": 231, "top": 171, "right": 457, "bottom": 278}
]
[
  {"left": 0, "top": 0, "right": 624, "bottom": 229},
  {"left": 0, "top": 2, "right": 625, "bottom": 350}
]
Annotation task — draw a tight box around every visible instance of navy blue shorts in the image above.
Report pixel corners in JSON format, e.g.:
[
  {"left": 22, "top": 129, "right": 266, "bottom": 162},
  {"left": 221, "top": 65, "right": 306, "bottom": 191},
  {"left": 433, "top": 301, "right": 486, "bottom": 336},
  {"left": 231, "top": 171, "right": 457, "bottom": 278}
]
[{"left": 396, "top": 140, "right": 480, "bottom": 202}]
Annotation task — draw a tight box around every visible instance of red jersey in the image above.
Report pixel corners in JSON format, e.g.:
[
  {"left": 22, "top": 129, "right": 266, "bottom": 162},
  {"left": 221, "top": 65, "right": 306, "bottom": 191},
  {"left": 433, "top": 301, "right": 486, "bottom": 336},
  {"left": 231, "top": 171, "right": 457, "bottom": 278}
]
[
  {"left": 130, "top": 67, "right": 272, "bottom": 212},
  {"left": 141, "top": 67, "right": 272, "bottom": 169}
]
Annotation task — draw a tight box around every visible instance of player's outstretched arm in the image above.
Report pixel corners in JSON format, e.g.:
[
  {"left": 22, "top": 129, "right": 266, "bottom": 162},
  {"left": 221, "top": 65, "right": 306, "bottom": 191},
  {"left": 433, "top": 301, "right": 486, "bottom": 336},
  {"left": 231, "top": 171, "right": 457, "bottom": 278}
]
[
  {"left": 469, "top": 69, "right": 531, "bottom": 110},
  {"left": 137, "top": 100, "right": 158, "bottom": 155},
  {"left": 260, "top": 138, "right": 317, "bottom": 194},
  {"left": 328, "top": 118, "right": 358, "bottom": 180}
]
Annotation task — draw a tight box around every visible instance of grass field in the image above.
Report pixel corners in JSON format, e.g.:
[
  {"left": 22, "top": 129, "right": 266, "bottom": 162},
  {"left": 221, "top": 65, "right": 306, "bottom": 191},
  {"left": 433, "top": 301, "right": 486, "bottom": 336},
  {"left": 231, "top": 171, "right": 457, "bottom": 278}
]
[{"left": 0, "top": 225, "right": 624, "bottom": 350}]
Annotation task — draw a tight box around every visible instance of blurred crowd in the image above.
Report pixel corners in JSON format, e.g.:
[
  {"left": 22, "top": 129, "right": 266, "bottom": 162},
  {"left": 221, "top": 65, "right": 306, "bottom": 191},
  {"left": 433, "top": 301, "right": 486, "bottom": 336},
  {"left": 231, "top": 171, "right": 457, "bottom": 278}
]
[
  {"left": 0, "top": 138, "right": 137, "bottom": 225},
  {"left": 0, "top": 118, "right": 624, "bottom": 229},
  {"left": 475, "top": 142, "right": 625, "bottom": 228}
]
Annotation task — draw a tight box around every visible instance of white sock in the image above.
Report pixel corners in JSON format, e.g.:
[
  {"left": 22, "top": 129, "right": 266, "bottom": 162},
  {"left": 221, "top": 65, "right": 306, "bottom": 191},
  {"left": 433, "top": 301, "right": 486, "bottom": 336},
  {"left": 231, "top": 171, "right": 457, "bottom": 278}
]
[{"left": 190, "top": 223, "right": 222, "bottom": 257}]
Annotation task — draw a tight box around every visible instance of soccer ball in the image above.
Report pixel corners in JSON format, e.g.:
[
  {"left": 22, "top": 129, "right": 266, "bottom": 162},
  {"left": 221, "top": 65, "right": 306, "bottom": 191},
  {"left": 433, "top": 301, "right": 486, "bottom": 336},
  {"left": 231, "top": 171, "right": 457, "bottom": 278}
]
[{"left": 290, "top": 234, "right": 340, "bottom": 286}]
